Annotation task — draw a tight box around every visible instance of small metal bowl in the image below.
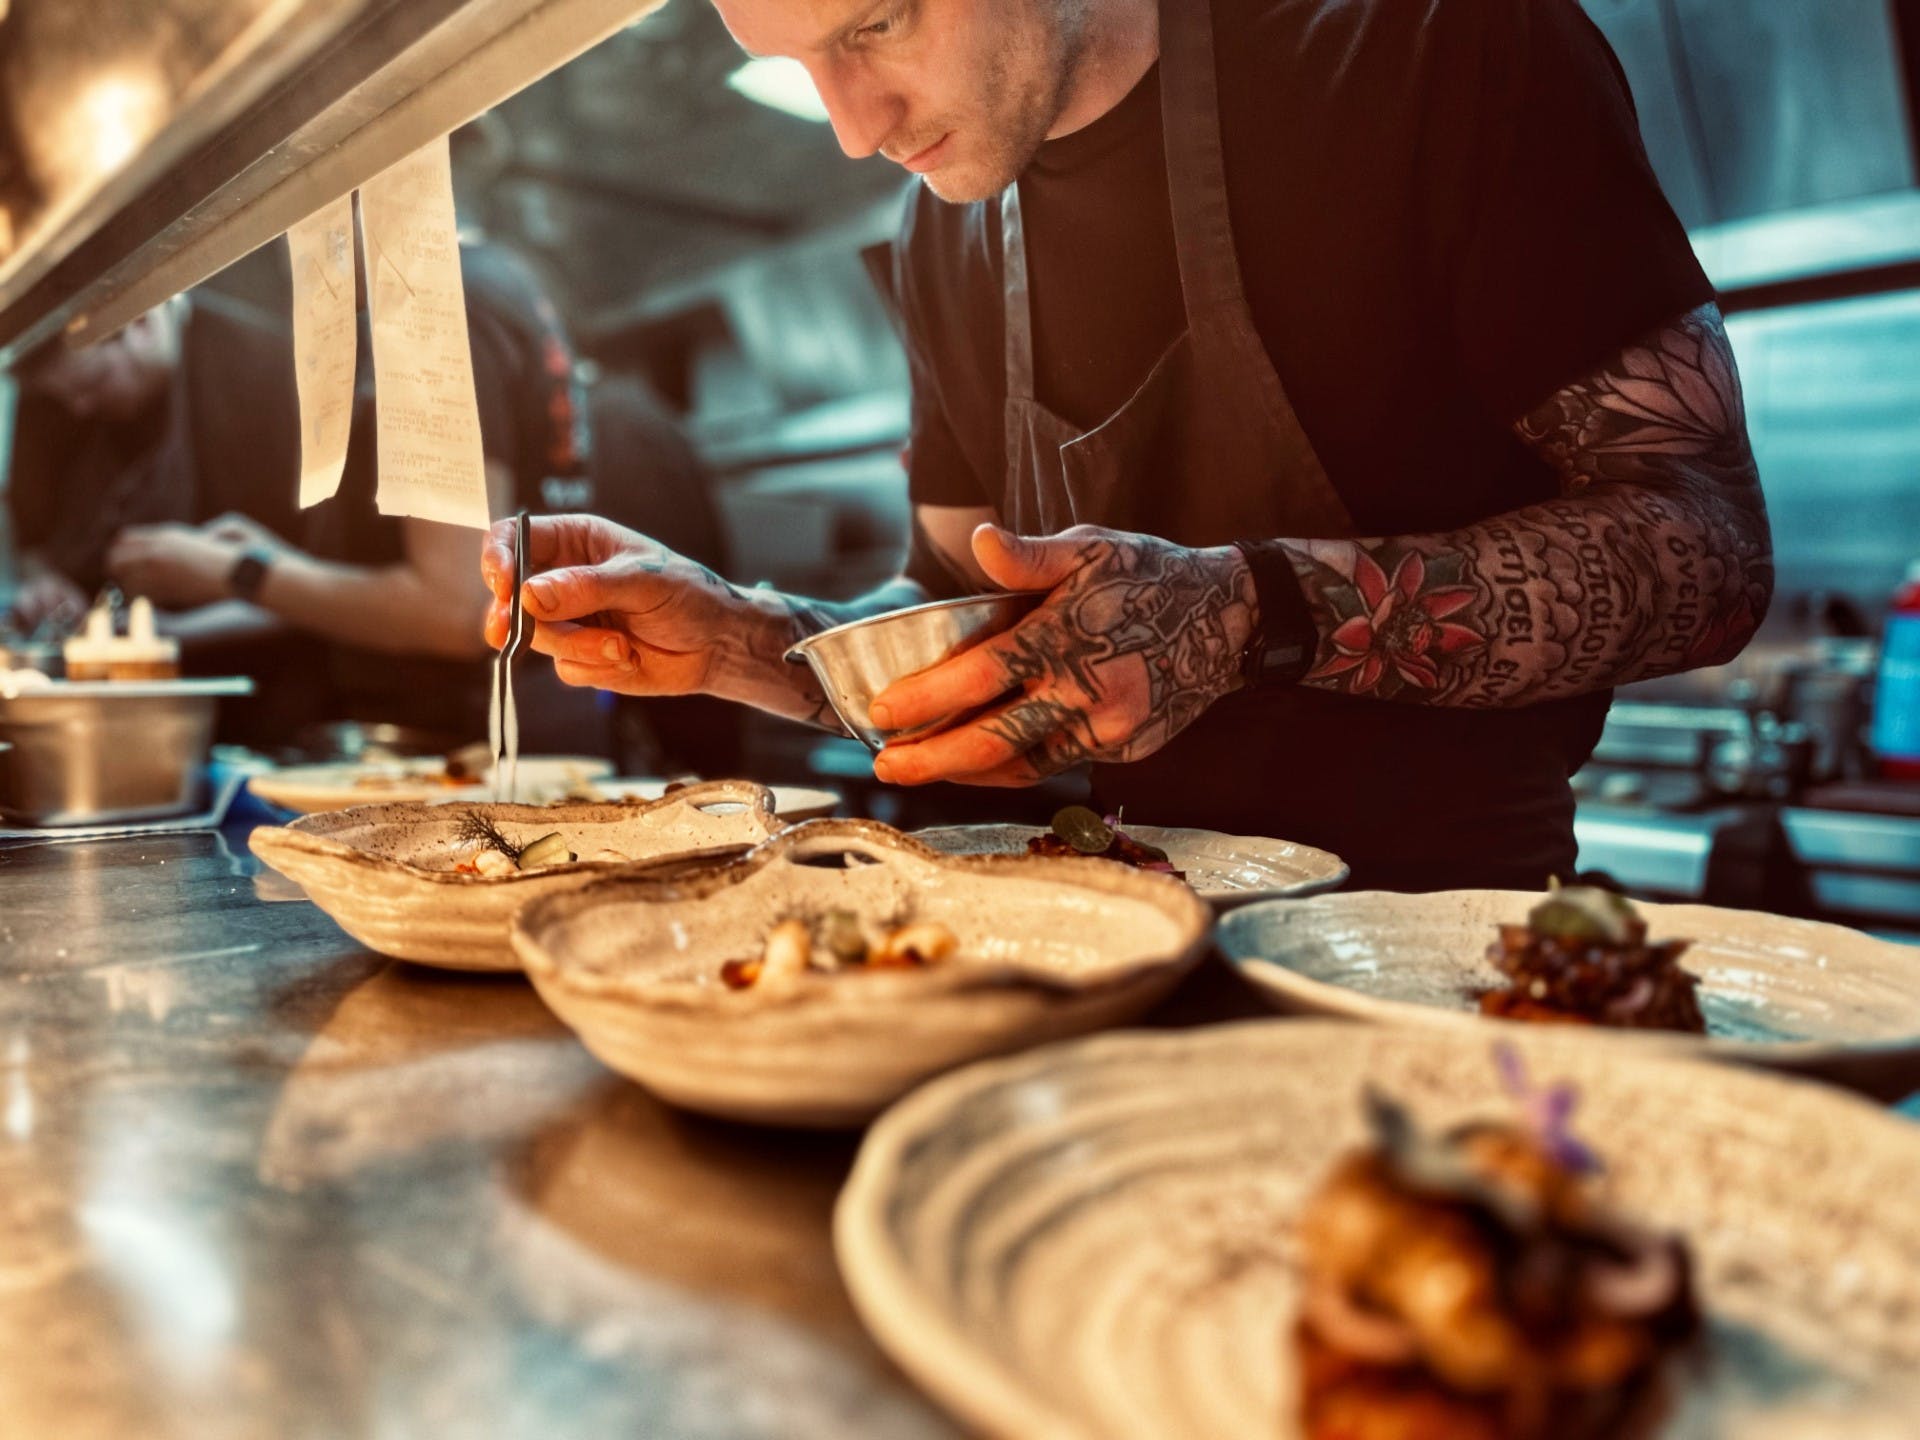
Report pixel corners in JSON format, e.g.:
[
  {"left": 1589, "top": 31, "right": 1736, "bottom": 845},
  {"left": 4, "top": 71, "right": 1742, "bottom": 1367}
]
[{"left": 785, "top": 592, "right": 1043, "bottom": 752}]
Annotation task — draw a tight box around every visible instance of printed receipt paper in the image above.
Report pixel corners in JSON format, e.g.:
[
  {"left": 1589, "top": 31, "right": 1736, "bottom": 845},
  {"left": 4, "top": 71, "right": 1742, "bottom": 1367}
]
[
  {"left": 287, "top": 193, "right": 356, "bottom": 508},
  {"left": 356, "top": 135, "right": 491, "bottom": 530}
]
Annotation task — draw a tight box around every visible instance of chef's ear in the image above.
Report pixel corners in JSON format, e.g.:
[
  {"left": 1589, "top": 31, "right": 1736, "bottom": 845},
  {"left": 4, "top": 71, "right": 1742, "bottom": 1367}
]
[{"left": 971, "top": 525, "right": 1088, "bottom": 593}]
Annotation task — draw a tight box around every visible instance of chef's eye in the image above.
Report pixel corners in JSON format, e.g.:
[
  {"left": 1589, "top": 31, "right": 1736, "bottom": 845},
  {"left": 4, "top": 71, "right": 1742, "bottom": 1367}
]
[{"left": 855, "top": 5, "right": 903, "bottom": 39}]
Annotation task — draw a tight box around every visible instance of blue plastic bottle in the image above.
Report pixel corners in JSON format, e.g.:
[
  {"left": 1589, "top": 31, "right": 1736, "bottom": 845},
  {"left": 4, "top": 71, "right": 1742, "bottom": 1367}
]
[{"left": 1871, "top": 560, "right": 1920, "bottom": 780}]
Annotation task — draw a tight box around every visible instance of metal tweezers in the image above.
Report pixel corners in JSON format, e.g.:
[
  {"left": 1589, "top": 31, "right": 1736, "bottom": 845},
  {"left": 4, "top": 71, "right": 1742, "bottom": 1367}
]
[{"left": 492, "top": 509, "right": 530, "bottom": 801}]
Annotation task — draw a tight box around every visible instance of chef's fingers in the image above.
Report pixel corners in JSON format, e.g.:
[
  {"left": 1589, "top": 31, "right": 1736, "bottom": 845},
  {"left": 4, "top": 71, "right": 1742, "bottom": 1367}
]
[
  {"left": 971, "top": 524, "right": 1101, "bottom": 593},
  {"left": 527, "top": 618, "right": 633, "bottom": 666},
  {"left": 550, "top": 640, "right": 707, "bottom": 696},
  {"left": 874, "top": 692, "right": 1103, "bottom": 787},
  {"left": 481, "top": 514, "right": 659, "bottom": 598},
  {"left": 869, "top": 608, "right": 1080, "bottom": 733}
]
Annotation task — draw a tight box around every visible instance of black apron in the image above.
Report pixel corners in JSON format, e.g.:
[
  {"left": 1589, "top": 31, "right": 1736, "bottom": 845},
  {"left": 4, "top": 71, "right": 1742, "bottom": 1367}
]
[{"left": 996, "top": 0, "right": 1584, "bottom": 890}]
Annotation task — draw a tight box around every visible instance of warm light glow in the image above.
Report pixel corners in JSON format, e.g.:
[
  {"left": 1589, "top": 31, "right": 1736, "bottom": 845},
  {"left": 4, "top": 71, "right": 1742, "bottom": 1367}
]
[
  {"left": 76, "top": 72, "right": 169, "bottom": 178},
  {"left": 726, "top": 58, "right": 829, "bottom": 124}
]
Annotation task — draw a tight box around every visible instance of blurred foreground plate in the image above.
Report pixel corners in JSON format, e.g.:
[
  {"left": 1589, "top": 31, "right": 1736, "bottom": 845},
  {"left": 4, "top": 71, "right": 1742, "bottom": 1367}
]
[{"left": 836, "top": 1022, "right": 1920, "bottom": 1440}]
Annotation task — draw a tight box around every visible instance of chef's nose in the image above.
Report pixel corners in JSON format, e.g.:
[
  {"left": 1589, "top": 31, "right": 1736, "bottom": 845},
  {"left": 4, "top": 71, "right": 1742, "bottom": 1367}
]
[{"left": 810, "top": 58, "right": 901, "bottom": 160}]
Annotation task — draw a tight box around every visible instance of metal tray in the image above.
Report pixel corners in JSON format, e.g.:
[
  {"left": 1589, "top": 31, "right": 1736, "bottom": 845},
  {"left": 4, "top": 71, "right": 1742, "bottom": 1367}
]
[{"left": 0, "top": 678, "right": 252, "bottom": 825}]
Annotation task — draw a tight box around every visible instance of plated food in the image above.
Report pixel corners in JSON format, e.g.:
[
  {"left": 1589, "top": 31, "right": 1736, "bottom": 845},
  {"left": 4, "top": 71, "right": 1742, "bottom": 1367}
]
[
  {"left": 1296, "top": 1059, "right": 1696, "bottom": 1440},
  {"left": 248, "top": 780, "right": 783, "bottom": 971},
  {"left": 913, "top": 812, "right": 1347, "bottom": 907},
  {"left": 1217, "top": 888, "right": 1920, "bottom": 1070},
  {"left": 511, "top": 818, "right": 1211, "bottom": 1127},
  {"left": 835, "top": 1022, "right": 1920, "bottom": 1440},
  {"left": 1481, "top": 884, "right": 1705, "bottom": 1033}
]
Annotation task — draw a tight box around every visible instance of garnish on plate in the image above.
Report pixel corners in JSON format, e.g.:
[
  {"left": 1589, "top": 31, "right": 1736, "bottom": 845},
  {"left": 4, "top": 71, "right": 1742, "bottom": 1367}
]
[
  {"left": 1479, "top": 882, "right": 1705, "bottom": 1034},
  {"left": 720, "top": 911, "right": 957, "bottom": 991},
  {"left": 450, "top": 813, "right": 605, "bottom": 876},
  {"left": 1024, "top": 805, "right": 1185, "bottom": 880},
  {"left": 1295, "top": 1049, "right": 1697, "bottom": 1440}
]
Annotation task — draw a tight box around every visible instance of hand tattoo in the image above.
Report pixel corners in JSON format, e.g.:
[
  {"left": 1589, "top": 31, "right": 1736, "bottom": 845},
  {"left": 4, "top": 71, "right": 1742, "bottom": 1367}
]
[
  {"left": 1289, "top": 303, "right": 1771, "bottom": 706},
  {"left": 971, "top": 532, "right": 1255, "bottom": 781}
]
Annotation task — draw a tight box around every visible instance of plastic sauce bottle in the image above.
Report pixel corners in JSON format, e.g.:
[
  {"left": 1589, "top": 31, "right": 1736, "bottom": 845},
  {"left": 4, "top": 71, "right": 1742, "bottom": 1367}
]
[{"left": 1871, "top": 560, "right": 1920, "bottom": 780}]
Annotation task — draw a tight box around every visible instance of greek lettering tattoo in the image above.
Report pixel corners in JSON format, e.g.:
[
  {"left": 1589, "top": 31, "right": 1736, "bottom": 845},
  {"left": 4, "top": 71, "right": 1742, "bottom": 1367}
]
[{"left": 1288, "top": 303, "right": 1772, "bottom": 707}]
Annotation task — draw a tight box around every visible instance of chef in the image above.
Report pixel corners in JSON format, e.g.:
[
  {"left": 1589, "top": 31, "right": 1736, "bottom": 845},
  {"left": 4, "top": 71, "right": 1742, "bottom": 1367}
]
[{"left": 484, "top": 0, "right": 1772, "bottom": 890}]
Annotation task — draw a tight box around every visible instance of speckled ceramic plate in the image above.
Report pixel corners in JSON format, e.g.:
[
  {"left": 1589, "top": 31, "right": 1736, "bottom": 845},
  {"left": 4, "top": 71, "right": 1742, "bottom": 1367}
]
[
  {"left": 911, "top": 823, "right": 1347, "bottom": 908},
  {"left": 246, "top": 755, "right": 615, "bottom": 813},
  {"left": 1215, "top": 890, "right": 1920, "bottom": 1071},
  {"left": 588, "top": 777, "right": 843, "bottom": 822},
  {"left": 511, "top": 819, "right": 1212, "bottom": 1127},
  {"left": 248, "top": 780, "right": 782, "bottom": 971},
  {"left": 836, "top": 1022, "right": 1920, "bottom": 1440}
]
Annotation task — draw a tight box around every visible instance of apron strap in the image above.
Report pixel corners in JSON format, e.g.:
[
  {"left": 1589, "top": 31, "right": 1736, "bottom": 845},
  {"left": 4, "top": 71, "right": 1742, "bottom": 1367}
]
[
  {"left": 1159, "top": 0, "right": 1260, "bottom": 340},
  {"left": 1000, "top": 182, "right": 1037, "bottom": 401}
]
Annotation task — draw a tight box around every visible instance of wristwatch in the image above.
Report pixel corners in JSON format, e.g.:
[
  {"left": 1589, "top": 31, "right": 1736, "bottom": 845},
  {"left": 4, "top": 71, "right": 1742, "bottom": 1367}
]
[
  {"left": 1231, "top": 539, "right": 1318, "bottom": 690},
  {"left": 226, "top": 546, "right": 278, "bottom": 603}
]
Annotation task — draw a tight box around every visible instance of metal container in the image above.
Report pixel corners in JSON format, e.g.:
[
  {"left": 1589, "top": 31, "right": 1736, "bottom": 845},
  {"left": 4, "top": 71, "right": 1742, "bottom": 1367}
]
[
  {"left": 785, "top": 593, "right": 1043, "bottom": 752},
  {"left": 0, "top": 678, "right": 251, "bottom": 825}
]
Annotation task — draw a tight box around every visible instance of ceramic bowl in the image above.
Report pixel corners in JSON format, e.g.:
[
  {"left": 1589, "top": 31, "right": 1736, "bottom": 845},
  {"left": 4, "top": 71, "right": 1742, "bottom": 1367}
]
[
  {"left": 913, "top": 822, "right": 1348, "bottom": 909},
  {"left": 249, "top": 780, "right": 782, "bottom": 971},
  {"left": 510, "top": 818, "right": 1212, "bottom": 1127},
  {"left": 836, "top": 1021, "right": 1920, "bottom": 1440},
  {"left": 1215, "top": 889, "right": 1920, "bottom": 1078}
]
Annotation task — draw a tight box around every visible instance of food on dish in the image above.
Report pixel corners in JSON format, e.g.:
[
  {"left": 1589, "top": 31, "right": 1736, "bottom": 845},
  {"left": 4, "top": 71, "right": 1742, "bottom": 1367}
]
[
  {"left": 449, "top": 812, "right": 619, "bottom": 875},
  {"left": 63, "top": 597, "right": 179, "bottom": 681},
  {"left": 1480, "top": 885, "right": 1705, "bottom": 1034},
  {"left": 719, "top": 911, "right": 958, "bottom": 991},
  {"left": 1296, "top": 1052, "right": 1697, "bottom": 1440},
  {"left": 1024, "top": 806, "right": 1186, "bottom": 879}
]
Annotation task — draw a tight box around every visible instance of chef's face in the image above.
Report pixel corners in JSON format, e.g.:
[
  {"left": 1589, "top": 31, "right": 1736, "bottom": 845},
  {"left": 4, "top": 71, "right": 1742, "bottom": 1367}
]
[
  {"left": 713, "top": 0, "right": 1085, "bottom": 201},
  {"left": 19, "top": 304, "right": 180, "bottom": 422}
]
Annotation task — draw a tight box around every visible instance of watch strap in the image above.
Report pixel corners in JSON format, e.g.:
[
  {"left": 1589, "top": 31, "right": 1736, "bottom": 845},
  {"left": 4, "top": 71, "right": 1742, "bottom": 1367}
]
[
  {"left": 227, "top": 546, "right": 276, "bottom": 603},
  {"left": 1232, "top": 539, "right": 1317, "bottom": 690}
]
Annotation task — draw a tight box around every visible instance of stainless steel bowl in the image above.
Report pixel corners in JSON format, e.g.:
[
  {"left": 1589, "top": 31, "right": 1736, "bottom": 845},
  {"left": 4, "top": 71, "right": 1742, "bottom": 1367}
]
[
  {"left": 0, "top": 678, "right": 251, "bottom": 825},
  {"left": 785, "top": 592, "right": 1044, "bottom": 752}
]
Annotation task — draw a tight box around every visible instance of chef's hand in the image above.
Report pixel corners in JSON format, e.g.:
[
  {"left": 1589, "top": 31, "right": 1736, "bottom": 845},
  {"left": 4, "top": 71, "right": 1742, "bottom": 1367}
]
[
  {"left": 8, "top": 569, "right": 88, "bottom": 635},
  {"left": 203, "top": 511, "right": 290, "bottom": 558},
  {"left": 869, "top": 525, "right": 1257, "bottom": 787},
  {"left": 481, "top": 514, "right": 748, "bottom": 696},
  {"left": 104, "top": 523, "right": 243, "bottom": 610}
]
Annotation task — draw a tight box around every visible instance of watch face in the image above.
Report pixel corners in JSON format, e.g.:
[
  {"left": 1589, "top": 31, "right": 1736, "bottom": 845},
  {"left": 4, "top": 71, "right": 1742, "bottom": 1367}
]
[{"left": 229, "top": 550, "right": 271, "bottom": 600}]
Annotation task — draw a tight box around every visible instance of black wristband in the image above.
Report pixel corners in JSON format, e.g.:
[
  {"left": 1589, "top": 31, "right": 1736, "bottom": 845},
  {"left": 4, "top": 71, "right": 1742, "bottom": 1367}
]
[
  {"left": 226, "top": 546, "right": 276, "bottom": 603},
  {"left": 1232, "top": 540, "right": 1318, "bottom": 690}
]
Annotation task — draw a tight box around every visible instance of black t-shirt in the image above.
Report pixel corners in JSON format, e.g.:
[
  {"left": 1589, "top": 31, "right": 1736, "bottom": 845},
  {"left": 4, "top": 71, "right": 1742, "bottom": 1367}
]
[
  {"left": 892, "top": 0, "right": 1716, "bottom": 889},
  {"left": 897, "top": 0, "right": 1713, "bottom": 536}
]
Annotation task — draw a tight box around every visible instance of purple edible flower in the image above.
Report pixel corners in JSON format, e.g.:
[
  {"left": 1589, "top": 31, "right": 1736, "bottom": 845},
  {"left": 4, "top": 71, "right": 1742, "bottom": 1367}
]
[{"left": 1494, "top": 1043, "right": 1602, "bottom": 1176}]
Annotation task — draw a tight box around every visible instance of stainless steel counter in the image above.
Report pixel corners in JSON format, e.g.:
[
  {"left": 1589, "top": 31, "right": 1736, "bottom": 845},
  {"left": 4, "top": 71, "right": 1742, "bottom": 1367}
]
[{"left": 0, "top": 828, "right": 960, "bottom": 1439}]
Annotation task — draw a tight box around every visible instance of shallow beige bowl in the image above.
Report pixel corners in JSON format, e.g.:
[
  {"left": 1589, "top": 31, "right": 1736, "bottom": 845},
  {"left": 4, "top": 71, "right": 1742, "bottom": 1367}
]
[
  {"left": 1216, "top": 889, "right": 1920, "bottom": 1074},
  {"left": 511, "top": 819, "right": 1212, "bottom": 1128},
  {"left": 914, "top": 823, "right": 1347, "bottom": 909},
  {"left": 247, "top": 755, "right": 614, "bottom": 813},
  {"left": 837, "top": 1021, "right": 1920, "bottom": 1440},
  {"left": 249, "top": 780, "right": 782, "bottom": 972}
]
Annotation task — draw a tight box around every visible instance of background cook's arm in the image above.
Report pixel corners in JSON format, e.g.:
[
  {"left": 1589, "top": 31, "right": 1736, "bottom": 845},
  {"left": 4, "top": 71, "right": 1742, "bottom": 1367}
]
[{"left": 1281, "top": 302, "right": 1772, "bottom": 706}]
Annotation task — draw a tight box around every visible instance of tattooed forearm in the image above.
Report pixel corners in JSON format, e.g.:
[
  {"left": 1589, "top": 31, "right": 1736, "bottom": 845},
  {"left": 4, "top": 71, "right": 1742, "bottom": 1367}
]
[{"left": 1288, "top": 304, "right": 1771, "bottom": 707}]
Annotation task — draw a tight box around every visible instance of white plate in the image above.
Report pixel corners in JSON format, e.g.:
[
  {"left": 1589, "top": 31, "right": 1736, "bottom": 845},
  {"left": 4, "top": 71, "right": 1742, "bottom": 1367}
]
[
  {"left": 247, "top": 755, "right": 613, "bottom": 813},
  {"left": 589, "top": 777, "right": 842, "bottom": 822},
  {"left": 1216, "top": 889, "right": 1920, "bottom": 1070},
  {"left": 837, "top": 1022, "right": 1920, "bottom": 1440},
  {"left": 911, "top": 823, "right": 1347, "bottom": 908}
]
